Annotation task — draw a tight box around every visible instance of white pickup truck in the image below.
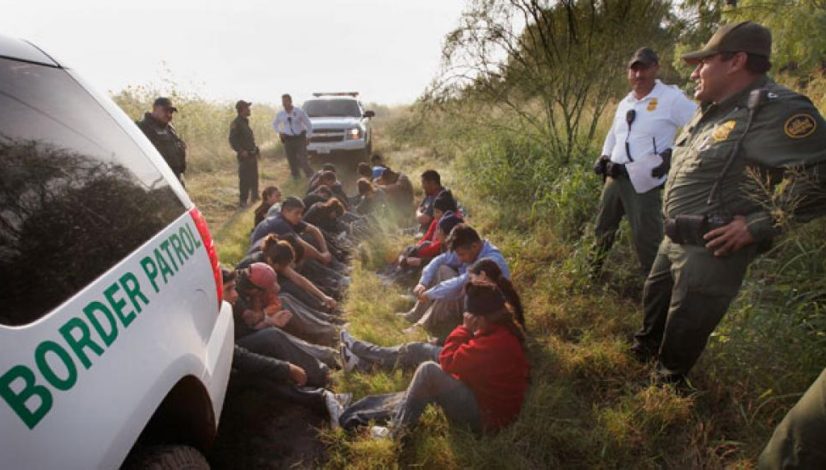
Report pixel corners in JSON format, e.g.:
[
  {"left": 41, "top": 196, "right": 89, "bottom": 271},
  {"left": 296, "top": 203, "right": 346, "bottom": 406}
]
[{"left": 303, "top": 92, "right": 375, "bottom": 163}]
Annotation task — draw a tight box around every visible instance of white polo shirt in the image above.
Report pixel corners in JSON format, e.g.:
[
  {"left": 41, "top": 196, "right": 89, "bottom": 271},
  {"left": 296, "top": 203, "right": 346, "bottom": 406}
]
[
  {"left": 273, "top": 106, "right": 313, "bottom": 137},
  {"left": 601, "top": 79, "right": 697, "bottom": 165}
]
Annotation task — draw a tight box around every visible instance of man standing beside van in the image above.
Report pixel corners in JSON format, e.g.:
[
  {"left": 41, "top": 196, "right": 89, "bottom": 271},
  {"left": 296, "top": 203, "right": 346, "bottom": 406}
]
[
  {"left": 229, "top": 100, "right": 260, "bottom": 207},
  {"left": 273, "top": 93, "right": 314, "bottom": 180},
  {"left": 591, "top": 48, "right": 696, "bottom": 276},
  {"left": 137, "top": 97, "right": 188, "bottom": 185}
]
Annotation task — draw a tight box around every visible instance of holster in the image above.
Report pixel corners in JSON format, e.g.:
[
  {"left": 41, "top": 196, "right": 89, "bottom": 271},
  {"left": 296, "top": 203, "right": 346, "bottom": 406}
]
[
  {"left": 605, "top": 162, "right": 627, "bottom": 178},
  {"left": 665, "top": 214, "right": 731, "bottom": 246}
]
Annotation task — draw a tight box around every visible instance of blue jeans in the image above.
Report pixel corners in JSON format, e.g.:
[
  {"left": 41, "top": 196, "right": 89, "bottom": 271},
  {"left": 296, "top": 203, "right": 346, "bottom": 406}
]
[
  {"left": 394, "top": 361, "right": 481, "bottom": 432},
  {"left": 350, "top": 339, "right": 441, "bottom": 371}
]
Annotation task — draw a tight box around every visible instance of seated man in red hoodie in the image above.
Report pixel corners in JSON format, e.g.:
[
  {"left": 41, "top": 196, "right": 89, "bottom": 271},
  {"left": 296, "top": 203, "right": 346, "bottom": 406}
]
[{"left": 352, "top": 282, "right": 529, "bottom": 436}]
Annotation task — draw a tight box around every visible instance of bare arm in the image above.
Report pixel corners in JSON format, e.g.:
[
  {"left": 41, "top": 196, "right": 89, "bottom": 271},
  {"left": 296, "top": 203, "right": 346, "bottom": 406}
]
[{"left": 282, "top": 265, "right": 337, "bottom": 309}]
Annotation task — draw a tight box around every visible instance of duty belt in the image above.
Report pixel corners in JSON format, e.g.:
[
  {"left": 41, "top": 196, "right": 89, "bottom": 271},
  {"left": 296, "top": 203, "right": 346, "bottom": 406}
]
[
  {"left": 605, "top": 162, "right": 628, "bottom": 178},
  {"left": 664, "top": 214, "right": 731, "bottom": 246}
]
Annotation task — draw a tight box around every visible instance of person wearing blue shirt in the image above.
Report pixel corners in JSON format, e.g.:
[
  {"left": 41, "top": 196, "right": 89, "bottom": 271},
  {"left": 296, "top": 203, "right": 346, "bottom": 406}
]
[
  {"left": 402, "top": 224, "right": 510, "bottom": 340},
  {"left": 250, "top": 197, "right": 333, "bottom": 266}
]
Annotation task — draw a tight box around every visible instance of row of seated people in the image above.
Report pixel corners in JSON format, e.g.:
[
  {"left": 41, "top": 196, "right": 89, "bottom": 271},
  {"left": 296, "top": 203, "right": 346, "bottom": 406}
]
[{"left": 227, "top": 162, "right": 531, "bottom": 439}]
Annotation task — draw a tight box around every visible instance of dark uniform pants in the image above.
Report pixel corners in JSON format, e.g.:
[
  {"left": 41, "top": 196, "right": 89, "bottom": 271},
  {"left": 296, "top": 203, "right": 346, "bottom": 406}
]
[
  {"left": 635, "top": 238, "right": 757, "bottom": 379},
  {"left": 238, "top": 157, "right": 259, "bottom": 204},
  {"left": 759, "top": 368, "right": 826, "bottom": 469},
  {"left": 284, "top": 137, "right": 313, "bottom": 179},
  {"left": 594, "top": 175, "right": 664, "bottom": 274}
]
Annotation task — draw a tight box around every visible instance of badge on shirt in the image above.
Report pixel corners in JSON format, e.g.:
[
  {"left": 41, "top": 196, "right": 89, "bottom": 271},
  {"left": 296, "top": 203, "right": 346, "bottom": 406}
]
[
  {"left": 712, "top": 120, "right": 736, "bottom": 142},
  {"left": 647, "top": 98, "right": 658, "bottom": 112},
  {"left": 784, "top": 114, "right": 817, "bottom": 139}
]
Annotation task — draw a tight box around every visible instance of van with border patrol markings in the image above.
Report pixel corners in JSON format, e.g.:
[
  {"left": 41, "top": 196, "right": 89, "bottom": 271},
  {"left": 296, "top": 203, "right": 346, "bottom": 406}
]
[{"left": 0, "top": 34, "right": 234, "bottom": 468}]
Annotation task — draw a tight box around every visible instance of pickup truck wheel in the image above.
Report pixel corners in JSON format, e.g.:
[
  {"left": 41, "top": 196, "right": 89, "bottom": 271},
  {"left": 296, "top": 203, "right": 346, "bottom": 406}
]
[{"left": 123, "top": 445, "right": 210, "bottom": 470}]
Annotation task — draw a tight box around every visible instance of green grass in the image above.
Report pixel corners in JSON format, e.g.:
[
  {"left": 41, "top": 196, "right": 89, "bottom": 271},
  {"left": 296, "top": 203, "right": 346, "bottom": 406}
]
[{"left": 176, "top": 94, "right": 825, "bottom": 469}]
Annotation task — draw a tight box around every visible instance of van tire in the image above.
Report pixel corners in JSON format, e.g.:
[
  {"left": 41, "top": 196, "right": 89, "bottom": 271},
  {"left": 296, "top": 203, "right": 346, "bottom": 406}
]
[{"left": 123, "top": 445, "right": 210, "bottom": 470}]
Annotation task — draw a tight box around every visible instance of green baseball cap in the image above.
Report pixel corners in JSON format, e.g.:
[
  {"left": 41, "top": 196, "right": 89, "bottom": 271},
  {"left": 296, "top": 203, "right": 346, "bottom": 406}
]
[{"left": 682, "top": 21, "right": 772, "bottom": 64}]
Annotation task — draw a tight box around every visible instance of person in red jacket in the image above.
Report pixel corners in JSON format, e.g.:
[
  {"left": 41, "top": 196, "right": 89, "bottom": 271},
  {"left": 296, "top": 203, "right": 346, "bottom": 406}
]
[{"left": 366, "top": 282, "right": 529, "bottom": 436}]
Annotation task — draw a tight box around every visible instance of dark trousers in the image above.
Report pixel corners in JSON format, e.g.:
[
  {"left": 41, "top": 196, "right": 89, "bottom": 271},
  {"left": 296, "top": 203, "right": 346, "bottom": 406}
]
[
  {"left": 238, "top": 158, "right": 259, "bottom": 204},
  {"left": 635, "top": 238, "right": 756, "bottom": 380},
  {"left": 236, "top": 327, "right": 336, "bottom": 387},
  {"left": 593, "top": 176, "right": 664, "bottom": 275},
  {"left": 284, "top": 137, "right": 313, "bottom": 179}
]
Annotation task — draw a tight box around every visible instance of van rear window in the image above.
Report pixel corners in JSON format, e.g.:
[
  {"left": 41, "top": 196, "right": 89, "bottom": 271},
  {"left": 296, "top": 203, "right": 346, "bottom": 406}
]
[{"left": 0, "top": 58, "right": 186, "bottom": 326}]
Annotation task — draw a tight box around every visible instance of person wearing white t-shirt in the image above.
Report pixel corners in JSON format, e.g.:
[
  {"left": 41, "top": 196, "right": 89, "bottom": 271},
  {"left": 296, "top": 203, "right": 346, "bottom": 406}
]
[
  {"left": 591, "top": 48, "right": 697, "bottom": 276},
  {"left": 273, "top": 94, "right": 314, "bottom": 179}
]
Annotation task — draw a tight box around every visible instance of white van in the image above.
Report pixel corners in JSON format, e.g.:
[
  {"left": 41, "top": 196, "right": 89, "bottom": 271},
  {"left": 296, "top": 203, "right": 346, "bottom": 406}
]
[{"left": 0, "top": 35, "right": 234, "bottom": 468}]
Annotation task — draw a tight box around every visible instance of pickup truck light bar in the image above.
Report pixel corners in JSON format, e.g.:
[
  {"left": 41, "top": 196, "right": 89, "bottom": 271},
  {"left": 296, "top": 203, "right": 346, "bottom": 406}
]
[{"left": 312, "top": 92, "right": 359, "bottom": 97}]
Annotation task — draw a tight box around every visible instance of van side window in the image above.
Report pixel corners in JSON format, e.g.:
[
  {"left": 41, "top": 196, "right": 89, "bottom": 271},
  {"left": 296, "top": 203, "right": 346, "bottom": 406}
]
[{"left": 0, "top": 58, "right": 186, "bottom": 326}]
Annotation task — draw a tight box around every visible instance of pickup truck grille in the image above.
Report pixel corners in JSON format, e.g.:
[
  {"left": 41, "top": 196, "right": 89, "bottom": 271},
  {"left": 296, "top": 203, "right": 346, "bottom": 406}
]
[
  {"left": 311, "top": 129, "right": 345, "bottom": 143},
  {"left": 311, "top": 135, "right": 344, "bottom": 143}
]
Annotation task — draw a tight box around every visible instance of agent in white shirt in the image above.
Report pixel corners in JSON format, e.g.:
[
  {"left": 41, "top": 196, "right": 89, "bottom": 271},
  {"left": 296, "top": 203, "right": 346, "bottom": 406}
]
[
  {"left": 591, "top": 48, "right": 697, "bottom": 276},
  {"left": 273, "top": 94, "right": 314, "bottom": 179}
]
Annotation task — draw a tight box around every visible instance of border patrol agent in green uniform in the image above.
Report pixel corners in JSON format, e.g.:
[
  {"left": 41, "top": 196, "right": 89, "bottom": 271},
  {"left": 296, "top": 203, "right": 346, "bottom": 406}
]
[
  {"left": 759, "top": 368, "right": 826, "bottom": 469},
  {"left": 592, "top": 48, "right": 697, "bottom": 275},
  {"left": 229, "top": 99, "right": 260, "bottom": 206},
  {"left": 631, "top": 22, "right": 826, "bottom": 385}
]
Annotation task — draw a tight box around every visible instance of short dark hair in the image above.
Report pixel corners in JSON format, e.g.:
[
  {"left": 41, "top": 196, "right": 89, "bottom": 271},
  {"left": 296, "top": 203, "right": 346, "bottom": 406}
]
[
  {"left": 447, "top": 224, "right": 481, "bottom": 251},
  {"left": 282, "top": 94, "right": 292, "bottom": 100},
  {"left": 421, "top": 170, "right": 441, "bottom": 185},
  {"left": 357, "top": 162, "right": 372, "bottom": 177},
  {"left": 320, "top": 171, "right": 337, "bottom": 183},
  {"left": 281, "top": 196, "right": 305, "bottom": 212},
  {"left": 720, "top": 51, "right": 772, "bottom": 74},
  {"left": 321, "top": 163, "right": 336, "bottom": 172},
  {"left": 371, "top": 153, "right": 383, "bottom": 164},
  {"left": 221, "top": 266, "right": 236, "bottom": 284}
]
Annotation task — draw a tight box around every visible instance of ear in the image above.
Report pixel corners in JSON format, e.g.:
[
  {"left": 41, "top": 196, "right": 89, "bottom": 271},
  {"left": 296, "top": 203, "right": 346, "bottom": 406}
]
[{"left": 729, "top": 52, "right": 749, "bottom": 73}]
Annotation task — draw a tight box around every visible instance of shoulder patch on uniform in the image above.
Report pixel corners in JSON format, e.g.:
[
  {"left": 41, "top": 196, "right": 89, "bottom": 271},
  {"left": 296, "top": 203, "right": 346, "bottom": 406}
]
[
  {"left": 784, "top": 114, "right": 817, "bottom": 139},
  {"left": 712, "top": 120, "right": 736, "bottom": 142},
  {"left": 646, "top": 98, "right": 658, "bottom": 112}
]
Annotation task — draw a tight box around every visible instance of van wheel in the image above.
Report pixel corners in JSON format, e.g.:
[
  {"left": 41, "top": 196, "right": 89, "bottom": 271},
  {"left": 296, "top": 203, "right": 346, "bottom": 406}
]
[{"left": 123, "top": 445, "right": 210, "bottom": 470}]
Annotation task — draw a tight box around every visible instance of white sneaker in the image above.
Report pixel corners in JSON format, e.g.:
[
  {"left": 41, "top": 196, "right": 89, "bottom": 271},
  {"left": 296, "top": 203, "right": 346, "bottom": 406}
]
[
  {"left": 339, "top": 332, "right": 360, "bottom": 373},
  {"left": 323, "top": 391, "right": 352, "bottom": 429},
  {"left": 370, "top": 425, "right": 391, "bottom": 439}
]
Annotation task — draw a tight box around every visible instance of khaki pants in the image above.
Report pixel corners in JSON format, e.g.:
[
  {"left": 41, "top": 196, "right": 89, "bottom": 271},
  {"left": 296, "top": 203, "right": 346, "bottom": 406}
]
[
  {"left": 594, "top": 175, "right": 664, "bottom": 275},
  {"left": 759, "top": 368, "right": 826, "bottom": 469},
  {"left": 635, "top": 238, "right": 757, "bottom": 379},
  {"left": 405, "top": 265, "right": 464, "bottom": 340}
]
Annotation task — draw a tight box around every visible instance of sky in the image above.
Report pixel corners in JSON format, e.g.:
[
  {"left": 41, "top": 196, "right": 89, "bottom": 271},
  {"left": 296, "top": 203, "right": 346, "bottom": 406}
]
[{"left": 1, "top": 0, "right": 466, "bottom": 106}]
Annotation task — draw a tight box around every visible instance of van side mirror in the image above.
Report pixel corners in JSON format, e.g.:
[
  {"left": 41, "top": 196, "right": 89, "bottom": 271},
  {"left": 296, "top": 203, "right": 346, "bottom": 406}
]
[{"left": 363, "top": 110, "right": 375, "bottom": 118}]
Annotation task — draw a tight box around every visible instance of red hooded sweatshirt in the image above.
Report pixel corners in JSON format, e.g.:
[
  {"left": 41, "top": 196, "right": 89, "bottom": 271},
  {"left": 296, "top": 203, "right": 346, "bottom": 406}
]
[{"left": 439, "top": 324, "right": 529, "bottom": 431}]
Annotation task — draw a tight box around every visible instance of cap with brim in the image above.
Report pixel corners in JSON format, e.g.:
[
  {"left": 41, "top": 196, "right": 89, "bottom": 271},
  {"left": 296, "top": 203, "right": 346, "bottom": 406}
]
[
  {"left": 464, "top": 284, "right": 506, "bottom": 316},
  {"left": 628, "top": 47, "right": 659, "bottom": 68},
  {"left": 235, "top": 100, "right": 252, "bottom": 110},
  {"left": 153, "top": 97, "right": 178, "bottom": 112},
  {"left": 682, "top": 21, "right": 772, "bottom": 64}
]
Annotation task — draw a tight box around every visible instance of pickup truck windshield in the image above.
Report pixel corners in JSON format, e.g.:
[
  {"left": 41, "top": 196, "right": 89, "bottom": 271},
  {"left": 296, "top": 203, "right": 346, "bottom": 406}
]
[{"left": 303, "top": 99, "right": 361, "bottom": 118}]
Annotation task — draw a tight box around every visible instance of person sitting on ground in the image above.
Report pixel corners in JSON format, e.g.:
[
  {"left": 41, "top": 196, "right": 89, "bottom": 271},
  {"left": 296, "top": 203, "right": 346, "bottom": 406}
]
[
  {"left": 304, "top": 197, "right": 347, "bottom": 234},
  {"left": 251, "top": 196, "right": 334, "bottom": 266},
  {"left": 346, "top": 283, "right": 530, "bottom": 436},
  {"left": 341, "top": 258, "right": 525, "bottom": 373},
  {"left": 224, "top": 268, "right": 351, "bottom": 425},
  {"left": 236, "top": 262, "right": 339, "bottom": 347},
  {"left": 370, "top": 153, "right": 387, "bottom": 179},
  {"left": 376, "top": 167, "right": 414, "bottom": 213},
  {"left": 309, "top": 163, "right": 337, "bottom": 190},
  {"left": 398, "top": 191, "right": 461, "bottom": 271},
  {"left": 254, "top": 186, "right": 282, "bottom": 228},
  {"left": 357, "top": 162, "right": 373, "bottom": 180},
  {"left": 246, "top": 235, "right": 340, "bottom": 309},
  {"left": 354, "top": 178, "right": 385, "bottom": 215},
  {"left": 402, "top": 224, "right": 511, "bottom": 341},
  {"left": 311, "top": 170, "right": 350, "bottom": 210},
  {"left": 226, "top": 267, "right": 339, "bottom": 386},
  {"left": 416, "top": 170, "right": 446, "bottom": 233}
]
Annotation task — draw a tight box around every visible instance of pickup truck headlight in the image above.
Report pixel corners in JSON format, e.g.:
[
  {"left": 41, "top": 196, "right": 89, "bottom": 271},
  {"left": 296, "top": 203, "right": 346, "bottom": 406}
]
[{"left": 346, "top": 127, "right": 363, "bottom": 140}]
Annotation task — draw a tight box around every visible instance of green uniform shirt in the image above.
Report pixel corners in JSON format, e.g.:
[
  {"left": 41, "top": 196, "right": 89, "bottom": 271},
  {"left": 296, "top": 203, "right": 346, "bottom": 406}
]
[
  {"left": 229, "top": 115, "right": 258, "bottom": 154},
  {"left": 664, "top": 76, "right": 826, "bottom": 242}
]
